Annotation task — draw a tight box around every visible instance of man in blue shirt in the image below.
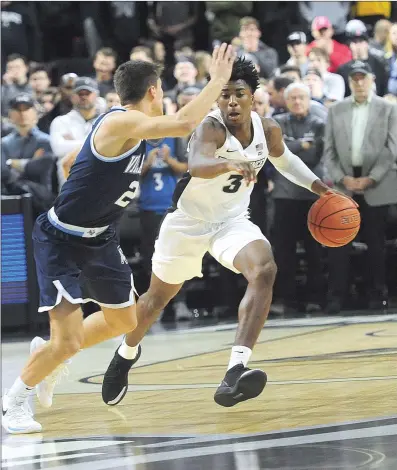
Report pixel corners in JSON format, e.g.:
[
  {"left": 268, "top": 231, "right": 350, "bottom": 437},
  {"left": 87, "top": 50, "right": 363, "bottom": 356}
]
[
  {"left": 2, "top": 94, "right": 55, "bottom": 211},
  {"left": 138, "top": 137, "right": 188, "bottom": 290}
]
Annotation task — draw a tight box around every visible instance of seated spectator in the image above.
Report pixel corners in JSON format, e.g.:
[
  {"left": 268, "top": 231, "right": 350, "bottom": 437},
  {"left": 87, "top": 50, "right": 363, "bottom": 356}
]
[
  {"left": 29, "top": 64, "right": 51, "bottom": 101},
  {"left": 385, "top": 23, "right": 397, "bottom": 95},
  {"left": 152, "top": 41, "right": 166, "bottom": 64},
  {"left": 2, "top": 54, "right": 33, "bottom": 116},
  {"left": 307, "top": 16, "right": 352, "bottom": 73},
  {"left": 105, "top": 90, "right": 121, "bottom": 110},
  {"left": 1, "top": 94, "right": 55, "bottom": 214},
  {"left": 370, "top": 19, "right": 392, "bottom": 54},
  {"left": 238, "top": 17, "right": 278, "bottom": 79},
  {"left": 285, "top": 31, "right": 309, "bottom": 77},
  {"left": 323, "top": 61, "right": 397, "bottom": 313},
  {"left": 268, "top": 76, "right": 328, "bottom": 121},
  {"left": 50, "top": 77, "right": 100, "bottom": 189},
  {"left": 130, "top": 46, "right": 154, "bottom": 63},
  {"left": 93, "top": 47, "right": 117, "bottom": 97},
  {"left": 279, "top": 65, "right": 302, "bottom": 82},
  {"left": 37, "top": 87, "right": 58, "bottom": 117},
  {"left": 303, "top": 68, "right": 326, "bottom": 104},
  {"left": 338, "top": 20, "right": 389, "bottom": 97},
  {"left": 166, "top": 57, "right": 200, "bottom": 103},
  {"left": 195, "top": 51, "right": 212, "bottom": 87},
  {"left": 308, "top": 47, "right": 345, "bottom": 101},
  {"left": 272, "top": 83, "right": 325, "bottom": 315},
  {"left": 252, "top": 85, "right": 272, "bottom": 118},
  {"left": 38, "top": 73, "right": 77, "bottom": 134}
]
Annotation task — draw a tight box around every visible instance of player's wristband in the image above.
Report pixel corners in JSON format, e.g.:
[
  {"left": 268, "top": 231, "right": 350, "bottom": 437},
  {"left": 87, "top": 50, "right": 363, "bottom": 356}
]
[{"left": 268, "top": 145, "right": 318, "bottom": 192}]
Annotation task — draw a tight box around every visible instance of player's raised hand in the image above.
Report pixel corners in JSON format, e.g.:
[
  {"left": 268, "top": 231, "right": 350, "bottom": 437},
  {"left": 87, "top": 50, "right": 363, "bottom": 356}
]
[
  {"left": 209, "top": 43, "right": 236, "bottom": 85},
  {"left": 227, "top": 161, "right": 257, "bottom": 186}
]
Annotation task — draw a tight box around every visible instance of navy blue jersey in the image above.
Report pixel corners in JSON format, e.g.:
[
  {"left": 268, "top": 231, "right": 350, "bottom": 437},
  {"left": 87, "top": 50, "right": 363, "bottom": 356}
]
[{"left": 53, "top": 107, "right": 145, "bottom": 228}]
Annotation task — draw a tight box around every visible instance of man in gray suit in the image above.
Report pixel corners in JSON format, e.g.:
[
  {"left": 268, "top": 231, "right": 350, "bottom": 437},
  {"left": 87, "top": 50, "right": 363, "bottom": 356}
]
[{"left": 324, "top": 61, "right": 397, "bottom": 313}]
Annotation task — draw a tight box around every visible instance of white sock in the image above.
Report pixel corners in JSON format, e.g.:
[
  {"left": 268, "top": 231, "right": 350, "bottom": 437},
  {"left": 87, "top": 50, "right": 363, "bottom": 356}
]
[
  {"left": 227, "top": 346, "right": 252, "bottom": 370},
  {"left": 7, "top": 377, "right": 33, "bottom": 399},
  {"left": 118, "top": 338, "right": 139, "bottom": 360}
]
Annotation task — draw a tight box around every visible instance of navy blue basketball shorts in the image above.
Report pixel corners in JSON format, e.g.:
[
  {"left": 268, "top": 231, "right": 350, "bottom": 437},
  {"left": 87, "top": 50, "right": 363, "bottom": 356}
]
[{"left": 32, "top": 214, "right": 135, "bottom": 313}]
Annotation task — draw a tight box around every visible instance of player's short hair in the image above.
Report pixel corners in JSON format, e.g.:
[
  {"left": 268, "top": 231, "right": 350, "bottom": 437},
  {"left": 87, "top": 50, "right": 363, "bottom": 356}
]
[
  {"left": 308, "top": 47, "right": 330, "bottom": 63},
  {"left": 230, "top": 57, "right": 260, "bottom": 94},
  {"left": 114, "top": 60, "right": 163, "bottom": 105}
]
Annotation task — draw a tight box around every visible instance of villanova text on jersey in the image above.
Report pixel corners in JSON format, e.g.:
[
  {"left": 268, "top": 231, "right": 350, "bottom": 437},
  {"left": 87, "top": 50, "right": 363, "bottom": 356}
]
[{"left": 52, "top": 107, "right": 146, "bottom": 229}]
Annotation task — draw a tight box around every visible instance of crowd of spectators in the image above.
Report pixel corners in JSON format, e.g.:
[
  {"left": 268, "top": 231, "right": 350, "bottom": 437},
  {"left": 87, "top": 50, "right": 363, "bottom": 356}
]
[{"left": 2, "top": 1, "right": 397, "bottom": 320}]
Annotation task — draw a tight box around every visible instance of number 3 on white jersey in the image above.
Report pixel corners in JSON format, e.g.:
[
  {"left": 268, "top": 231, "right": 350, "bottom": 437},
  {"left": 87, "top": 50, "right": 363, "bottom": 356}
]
[{"left": 115, "top": 181, "right": 139, "bottom": 207}]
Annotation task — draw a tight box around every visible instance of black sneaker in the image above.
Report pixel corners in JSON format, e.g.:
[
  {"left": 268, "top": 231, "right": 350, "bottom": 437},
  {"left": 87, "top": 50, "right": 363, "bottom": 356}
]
[
  {"left": 102, "top": 345, "right": 142, "bottom": 406},
  {"left": 214, "top": 364, "right": 267, "bottom": 407}
]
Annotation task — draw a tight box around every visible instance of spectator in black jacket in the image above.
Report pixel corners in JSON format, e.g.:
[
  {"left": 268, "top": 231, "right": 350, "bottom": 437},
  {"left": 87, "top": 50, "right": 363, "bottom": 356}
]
[
  {"left": 337, "top": 22, "right": 389, "bottom": 96},
  {"left": 238, "top": 17, "right": 279, "bottom": 79},
  {"left": 1, "top": 1, "right": 42, "bottom": 72},
  {"left": 272, "top": 83, "right": 325, "bottom": 315}
]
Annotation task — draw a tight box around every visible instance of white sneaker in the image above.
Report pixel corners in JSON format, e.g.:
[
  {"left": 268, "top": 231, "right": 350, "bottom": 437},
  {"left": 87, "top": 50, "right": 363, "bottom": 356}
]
[
  {"left": 30, "top": 337, "right": 70, "bottom": 408},
  {"left": 2, "top": 393, "right": 42, "bottom": 434}
]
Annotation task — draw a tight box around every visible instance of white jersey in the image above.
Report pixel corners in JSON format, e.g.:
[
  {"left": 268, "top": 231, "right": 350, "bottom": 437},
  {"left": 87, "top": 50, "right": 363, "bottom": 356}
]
[{"left": 174, "top": 109, "right": 269, "bottom": 222}]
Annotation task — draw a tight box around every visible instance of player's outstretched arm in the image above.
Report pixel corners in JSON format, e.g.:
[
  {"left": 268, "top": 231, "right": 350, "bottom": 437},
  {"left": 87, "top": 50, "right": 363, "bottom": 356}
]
[
  {"left": 189, "top": 118, "right": 256, "bottom": 184},
  {"left": 104, "top": 44, "right": 236, "bottom": 141},
  {"left": 263, "top": 117, "right": 330, "bottom": 196}
]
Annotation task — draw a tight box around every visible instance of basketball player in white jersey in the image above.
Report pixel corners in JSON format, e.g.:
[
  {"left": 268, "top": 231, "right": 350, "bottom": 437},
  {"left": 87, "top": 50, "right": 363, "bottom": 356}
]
[{"left": 101, "top": 57, "right": 335, "bottom": 407}]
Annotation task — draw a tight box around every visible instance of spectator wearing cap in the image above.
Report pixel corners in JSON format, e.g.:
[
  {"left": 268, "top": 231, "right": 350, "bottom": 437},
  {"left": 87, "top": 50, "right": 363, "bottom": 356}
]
[
  {"left": 49, "top": 77, "right": 100, "bottom": 188},
  {"left": 286, "top": 32, "right": 309, "bottom": 77},
  {"left": 37, "top": 73, "right": 77, "bottom": 134},
  {"left": 370, "top": 19, "right": 392, "bottom": 54},
  {"left": 268, "top": 76, "right": 328, "bottom": 121},
  {"left": 337, "top": 20, "right": 389, "bottom": 97},
  {"left": 2, "top": 54, "right": 33, "bottom": 117},
  {"left": 272, "top": 82, "right": 325, "bottom": 315},
  {"left": 324, "top": 60, "right": 397, "bottom": 313},
  {"left": 307, "top": 16, "right": 352, "bottom": 73},
  {"left": 2, "top": 94, "right": 52, "bottom": 166},
  {"left": 308, "top": 47, "right": 345, "bottom": 101},
  {"left": 2, "top": 94, "right": 55, "bottom": 212},
  {"left": 385, "top": 23, "right": 397, "bottom": 96},
  {"left": 238, "top": 17, "right": 278, "bottom": 79},
  {"left": 166, "top": 57, "right": 201, "bottom": 103},
  {"left": 93, "top": 48, "right": 117, "bottom": 98}
]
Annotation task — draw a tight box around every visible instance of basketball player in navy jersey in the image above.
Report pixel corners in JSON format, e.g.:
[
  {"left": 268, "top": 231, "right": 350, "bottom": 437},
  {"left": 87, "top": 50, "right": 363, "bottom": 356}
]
[
  {"left": 102, "top": 58, "right": 342, "bottom": 408},
  {"left": 2, "top": 44, "right": 237, "bottom": 434}
]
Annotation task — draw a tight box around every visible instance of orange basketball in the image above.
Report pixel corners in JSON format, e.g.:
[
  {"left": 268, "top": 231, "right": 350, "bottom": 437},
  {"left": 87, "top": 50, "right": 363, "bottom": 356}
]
[{"left": 307, "top": 193, "right": 361, "bottom": 247}]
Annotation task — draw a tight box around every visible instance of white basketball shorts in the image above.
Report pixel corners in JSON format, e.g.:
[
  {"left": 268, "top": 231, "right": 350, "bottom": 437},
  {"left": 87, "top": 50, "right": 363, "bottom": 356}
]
[{"left": 152, "top": 209, "right": 270, "bottom": 285}]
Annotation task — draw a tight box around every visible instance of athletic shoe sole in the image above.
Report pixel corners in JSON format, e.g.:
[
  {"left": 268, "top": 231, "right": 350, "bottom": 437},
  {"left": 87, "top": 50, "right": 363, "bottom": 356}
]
[{"left": 214, "top": 369, "right": 267, "bottom": 407}]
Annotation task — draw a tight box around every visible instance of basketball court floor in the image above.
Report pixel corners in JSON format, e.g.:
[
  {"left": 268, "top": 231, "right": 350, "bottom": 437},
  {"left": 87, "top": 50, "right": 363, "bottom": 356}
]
[{"left": 2, "top": 313, "right": 397, "bottom": 469}]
